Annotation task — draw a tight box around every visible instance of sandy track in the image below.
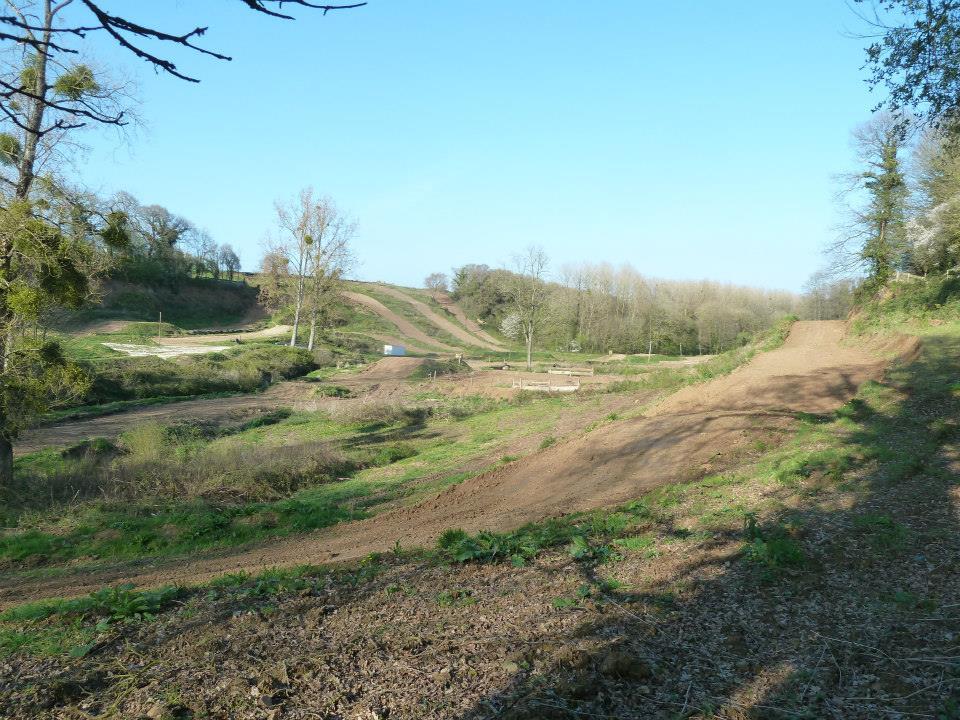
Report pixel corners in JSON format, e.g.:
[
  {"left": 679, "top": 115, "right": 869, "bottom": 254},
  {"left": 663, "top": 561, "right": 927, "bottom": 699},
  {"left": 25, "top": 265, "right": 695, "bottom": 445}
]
[
  {"left": 431, "top": 292, "right": 505, "bottom": 348},
  {"left": 371, "top": 285, "right": 502, "bottom": 351},
  {"left": 0, "top": 322, "right": 907, "bottom": 604},
  {"left": 342, "top": 291, "right": 458, "bottom": 353}
]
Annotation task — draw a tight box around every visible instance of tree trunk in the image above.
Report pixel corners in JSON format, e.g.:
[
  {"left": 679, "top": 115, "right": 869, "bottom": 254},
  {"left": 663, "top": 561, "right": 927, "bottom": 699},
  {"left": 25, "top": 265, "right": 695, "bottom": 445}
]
[
  {"left": 525, "top": 323, "right": 533, "bottom": 371},
  {"left": 0, "top": 435, "right": 10, "bottom": 492},
  {"left": 289, "top": 253, "right": 307, "bottom": 347},
  {"left": 16, "top": 6, "right": 52, "bottom": 201},
  {"left": 307, "top": 307, "right": 316, "bottom": 351},
  {"left": 290, "top": 276, "right": 304, "bottom": 347}
]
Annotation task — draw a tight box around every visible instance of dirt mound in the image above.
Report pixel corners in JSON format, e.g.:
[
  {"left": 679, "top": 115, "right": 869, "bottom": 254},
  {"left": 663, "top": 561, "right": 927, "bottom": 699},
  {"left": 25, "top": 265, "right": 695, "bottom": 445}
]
[
  {"left": 350, "top": 357, "right": 428, "bottom": 381},
  {"left": 342, "top": 291, "right": 458, "bottom": 353},
  {"left": 374, "top": 285, "right": 503, "bottom": 351},
  {"left": 430, "top": 291, "right": 505, "bottom": 348}
]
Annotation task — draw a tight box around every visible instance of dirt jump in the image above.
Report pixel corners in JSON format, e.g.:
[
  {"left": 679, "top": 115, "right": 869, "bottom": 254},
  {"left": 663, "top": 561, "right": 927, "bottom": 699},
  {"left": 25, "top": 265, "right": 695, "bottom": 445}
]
[
  {"left": 0, "top": 321, "right": 910, "bottom": 604},
  {"left": 342, "top": 290, "right": 458, "bottom": 353}
]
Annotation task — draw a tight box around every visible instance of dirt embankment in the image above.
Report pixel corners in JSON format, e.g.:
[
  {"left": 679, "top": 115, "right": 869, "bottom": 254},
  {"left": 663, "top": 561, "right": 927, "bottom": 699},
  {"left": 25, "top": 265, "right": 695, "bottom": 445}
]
[
  {"left": 342, "top": 291, "right": 458, "bottom": 353},
  {"left": 0, "top": 321, "right": 912, "bottom": 605}
]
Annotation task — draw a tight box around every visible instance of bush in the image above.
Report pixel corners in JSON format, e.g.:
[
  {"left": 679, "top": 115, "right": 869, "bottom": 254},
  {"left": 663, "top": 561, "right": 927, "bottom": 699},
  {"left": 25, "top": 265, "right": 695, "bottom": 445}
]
[{"left": 410, "top": 358, "right": 468, "bottom": 380}]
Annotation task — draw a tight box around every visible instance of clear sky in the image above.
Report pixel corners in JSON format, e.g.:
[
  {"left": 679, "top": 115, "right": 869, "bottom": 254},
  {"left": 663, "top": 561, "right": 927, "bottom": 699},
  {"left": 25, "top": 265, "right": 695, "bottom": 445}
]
[{"left": 76, "top": 1, "right": 877, "bottom": 292}]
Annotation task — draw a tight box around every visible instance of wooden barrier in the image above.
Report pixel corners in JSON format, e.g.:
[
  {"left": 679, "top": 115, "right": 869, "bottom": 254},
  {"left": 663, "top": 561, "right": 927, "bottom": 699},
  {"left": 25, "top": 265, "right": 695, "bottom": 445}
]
[
  {"left": 512, "top": 377, "right": 581, "bottom": 393},
  {"left": 547, "top": 367, "right": 595, "bottom": 377}
]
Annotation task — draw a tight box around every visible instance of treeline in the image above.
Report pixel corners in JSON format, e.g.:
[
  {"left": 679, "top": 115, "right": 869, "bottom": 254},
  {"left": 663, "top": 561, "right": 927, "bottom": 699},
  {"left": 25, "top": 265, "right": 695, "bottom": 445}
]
[
  {"left": 445, "top": 262, "right": 802, "bottom": 355},
  {"left": 105, "top": 192, "right": 241, "bottom": 286}
]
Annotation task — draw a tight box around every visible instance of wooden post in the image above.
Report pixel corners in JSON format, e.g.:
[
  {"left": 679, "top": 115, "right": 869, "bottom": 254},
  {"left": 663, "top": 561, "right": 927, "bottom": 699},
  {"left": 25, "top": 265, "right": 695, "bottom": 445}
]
[{"left": 158, "top": 311, "right": 162, "bottom": 339}]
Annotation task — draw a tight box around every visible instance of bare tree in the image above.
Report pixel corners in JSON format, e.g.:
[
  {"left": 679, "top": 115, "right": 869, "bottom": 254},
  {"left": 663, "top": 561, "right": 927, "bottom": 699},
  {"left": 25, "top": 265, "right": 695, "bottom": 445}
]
[
  {"left": 424, "top": 272, "right": 448, "bottom": 292},
  {"left": 505, "top": 246, "right": 549, "bottom": 371},
  {"left": 272, "top": 188, "right": 354, "bottom": 348},
  {"left": 303, "top": 198, "right": 354, "bottom": 350}
]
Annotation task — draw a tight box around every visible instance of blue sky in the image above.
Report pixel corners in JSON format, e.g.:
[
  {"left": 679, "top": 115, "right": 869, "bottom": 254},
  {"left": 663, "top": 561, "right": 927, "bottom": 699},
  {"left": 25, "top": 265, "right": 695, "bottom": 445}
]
[{"left": 76, "top": 2, "right": 878, "bottom": 292}]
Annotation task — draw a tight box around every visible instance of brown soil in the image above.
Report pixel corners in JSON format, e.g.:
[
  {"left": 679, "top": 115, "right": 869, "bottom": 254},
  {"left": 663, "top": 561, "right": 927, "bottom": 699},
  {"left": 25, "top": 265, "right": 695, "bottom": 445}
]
[
  {"left": 430, "top": 291, "right": 506, "bottom": 348},
  {"left": 374, "top": 285, "right": 503, "bottom": 351},
  {"left": 342, "top": 290, "right": 459, "bottom": 353},
  {"left": 0, "top": 321, "right": 904, "bottom": 605}
]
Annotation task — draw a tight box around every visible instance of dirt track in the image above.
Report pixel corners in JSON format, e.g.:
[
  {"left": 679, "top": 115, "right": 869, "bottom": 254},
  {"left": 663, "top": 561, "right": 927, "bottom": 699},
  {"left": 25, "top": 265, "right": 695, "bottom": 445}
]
[
  {"left": 16, "top": 358, "right": 431, "bottom": 456},
  {"left": 0, "top": 322, "right": 909, "bottom": 603},
  {"left": 431, "top": 291, "right": 505, "bottom": 348},
  {"left": 342, "top": 291, "right": 458, "bottom": 353},
  {"left": 374, "top": 285, "right": 503, "bottom": 351}
]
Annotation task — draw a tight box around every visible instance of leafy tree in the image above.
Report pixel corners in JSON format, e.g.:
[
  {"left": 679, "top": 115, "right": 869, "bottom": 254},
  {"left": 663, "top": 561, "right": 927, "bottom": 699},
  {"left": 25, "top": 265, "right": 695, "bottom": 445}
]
[
  {"left": 833, "top": 114, "right": 911, "bottom": 292},
  {"left": 218, "top": 244, "right": 241, "bottom": 281},
  {"left": 908, "top": 129, "right": 960, "bottom": 273},
  {"left": 856, "top": 0, "right": 960, "bottom": 129}
]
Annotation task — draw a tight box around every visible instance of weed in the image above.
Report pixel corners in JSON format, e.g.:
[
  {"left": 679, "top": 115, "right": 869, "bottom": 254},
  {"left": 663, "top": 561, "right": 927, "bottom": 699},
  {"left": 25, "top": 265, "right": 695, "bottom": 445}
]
[
  {"left": 854, "top": 513, "right": 908, "bottom": 551},
  {"left": 539, "top": 435, "right": 557, "bottom": 450},
  {"left": 436, "top": 589, "right": 475, "bottom": 608},
  {"left": 742, "top": 514, "right": 806, "bottom": 573}
]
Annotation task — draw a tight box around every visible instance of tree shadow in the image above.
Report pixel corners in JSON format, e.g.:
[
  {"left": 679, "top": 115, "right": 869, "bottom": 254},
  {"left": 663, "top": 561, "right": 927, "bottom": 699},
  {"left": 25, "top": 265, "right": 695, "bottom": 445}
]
[{"left": 455, "top": 332, "right": 960, "bottom": 719}]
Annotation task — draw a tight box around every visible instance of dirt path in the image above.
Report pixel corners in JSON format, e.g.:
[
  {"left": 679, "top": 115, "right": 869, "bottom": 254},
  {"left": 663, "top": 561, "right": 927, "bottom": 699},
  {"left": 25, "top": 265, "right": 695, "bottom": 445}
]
[
  {"left": 342, "top": 291, "right": 458, "bottom": 353},
  {"left": 429, "top": 291, "right": 506, "bottom": 349},
  {"left": 156, "top": 325, "right": 291, "bottom": 347},
  {"left": 17, "top": 388, "right": 291, "bottom": 456},
  {"left": 374, "top": 285, "right": 504, "bottom": 351},
  {"left": 0, "top": 322, "right": 907, "bottom": 604}
]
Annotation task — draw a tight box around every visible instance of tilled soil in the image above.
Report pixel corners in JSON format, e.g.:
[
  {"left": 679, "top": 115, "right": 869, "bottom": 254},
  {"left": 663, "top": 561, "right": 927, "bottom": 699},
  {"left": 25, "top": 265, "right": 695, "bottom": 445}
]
[{"left": 1, "top": 321, "right": 904, "bottom": 605}]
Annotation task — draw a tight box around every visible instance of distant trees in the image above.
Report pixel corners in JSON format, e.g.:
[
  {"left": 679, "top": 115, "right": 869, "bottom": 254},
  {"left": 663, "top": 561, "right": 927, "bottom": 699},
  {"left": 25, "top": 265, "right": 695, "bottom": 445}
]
[
  {"left": 453, "top": 260, "right": 799, "bottom": 356},
  {"left": 218, "top": 244, "right": 241, "bottom": 281},
  {"left": 103, "top": 194, "right": 240, "bottom": 284},
  {"left": 800, "top": 272, "right": 855, "bottom": 320},
  {"left": 266, "top": 189, "right": 354, "bottom": 349}
]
